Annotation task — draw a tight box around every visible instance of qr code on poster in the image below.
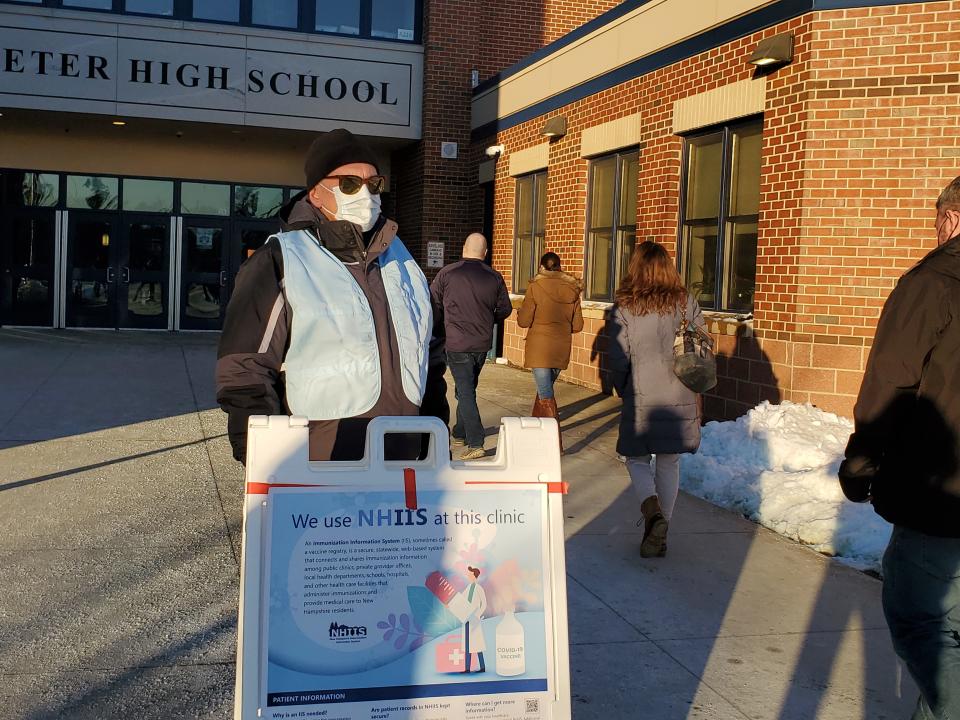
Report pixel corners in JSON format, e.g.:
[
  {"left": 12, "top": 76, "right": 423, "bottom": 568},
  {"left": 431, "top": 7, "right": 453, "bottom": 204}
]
[{"left": 525, "top": 698, "right": 540, "bottom": 714}]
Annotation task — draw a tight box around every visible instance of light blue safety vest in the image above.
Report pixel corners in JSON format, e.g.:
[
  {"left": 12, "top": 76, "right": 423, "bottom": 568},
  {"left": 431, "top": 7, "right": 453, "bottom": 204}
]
[{"left": 276, "top": 229, "right": 432, "bottom": 420}]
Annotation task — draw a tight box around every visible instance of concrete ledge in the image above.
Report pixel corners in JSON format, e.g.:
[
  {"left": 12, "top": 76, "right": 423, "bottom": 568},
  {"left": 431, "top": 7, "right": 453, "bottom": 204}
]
[
  {"left": 703, "top": 311, "right": 753, "bottom": 337},
  {"left": 581, "top": 114, "right": 643, "bottom": 158},
  {"left": 508, "top": 143, "right": 550, "bottom": 176},
  {"left": 510, "top": 295, "right": 612, "bottom": 321},
  {"left": 673, "top": 78, "right": 766, "bottom": 134}
]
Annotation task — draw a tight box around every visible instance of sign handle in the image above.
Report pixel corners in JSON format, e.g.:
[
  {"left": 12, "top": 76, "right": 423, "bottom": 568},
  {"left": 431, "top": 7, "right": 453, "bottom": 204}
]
[{"left": 366, "top": 415, "right": 451, "bottom": 469}]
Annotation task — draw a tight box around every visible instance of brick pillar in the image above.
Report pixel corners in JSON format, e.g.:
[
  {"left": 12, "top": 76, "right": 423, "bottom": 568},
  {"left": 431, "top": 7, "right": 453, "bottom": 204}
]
[{"left": 393, "top": 0, "right": 484, "bottom": 276}]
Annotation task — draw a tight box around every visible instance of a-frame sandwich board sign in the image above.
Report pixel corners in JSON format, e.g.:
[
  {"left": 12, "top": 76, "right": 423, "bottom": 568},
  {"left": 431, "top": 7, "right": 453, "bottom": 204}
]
[{"left": 234, "top": 415, "right": 571, "bottom": 720}]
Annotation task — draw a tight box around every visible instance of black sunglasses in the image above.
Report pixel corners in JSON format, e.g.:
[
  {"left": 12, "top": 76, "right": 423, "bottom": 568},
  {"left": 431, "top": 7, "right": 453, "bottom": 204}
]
[{"left": 325, "top": 175, "right": 386, "bottom": 195}]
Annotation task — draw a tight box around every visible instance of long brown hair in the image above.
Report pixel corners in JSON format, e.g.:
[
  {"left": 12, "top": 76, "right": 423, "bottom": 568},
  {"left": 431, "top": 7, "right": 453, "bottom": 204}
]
[{"left": 614, "top": 241, "right": 687, "bottom": 315}]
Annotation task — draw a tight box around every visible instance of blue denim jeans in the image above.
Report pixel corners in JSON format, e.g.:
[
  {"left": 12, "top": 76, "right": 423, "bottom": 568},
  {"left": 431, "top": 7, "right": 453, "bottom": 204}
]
[
  {"left": 882, "top": 526, "right": 960, "bottom": 720},
  {"left": 532, "top": 367, "right": 561, "bottom": 400},
  {"left": 446, "top": 351, "right": 487, "bottom": 448}
]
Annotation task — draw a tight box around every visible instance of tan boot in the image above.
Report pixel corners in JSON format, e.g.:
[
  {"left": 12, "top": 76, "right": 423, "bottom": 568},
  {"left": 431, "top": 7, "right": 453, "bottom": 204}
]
[
  {"left": 640, "top": 495, "right": 668, "bottom": 558},
  {"left": 539, "top": 397, "right": 563, "bottom": 455},
  {"left": 531, "top": 395, "right": 547, "bottom": 418}
]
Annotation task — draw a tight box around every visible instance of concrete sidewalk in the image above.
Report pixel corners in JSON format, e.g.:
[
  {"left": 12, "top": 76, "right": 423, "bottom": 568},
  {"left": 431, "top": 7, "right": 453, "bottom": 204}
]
[{"left": 0, "top": 330, "right": 914, "bottom": 720}]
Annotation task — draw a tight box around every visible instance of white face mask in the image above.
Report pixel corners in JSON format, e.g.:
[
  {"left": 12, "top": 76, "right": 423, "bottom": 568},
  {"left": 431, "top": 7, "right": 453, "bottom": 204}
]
[{"left": 323, "top": 184, "right": 381, "bottom": 232}]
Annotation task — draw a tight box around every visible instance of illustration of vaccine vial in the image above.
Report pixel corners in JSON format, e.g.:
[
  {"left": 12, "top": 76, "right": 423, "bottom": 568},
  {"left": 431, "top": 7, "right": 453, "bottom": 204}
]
[{"left": 495, "top": 610, "right": 526, "bottom": 676}]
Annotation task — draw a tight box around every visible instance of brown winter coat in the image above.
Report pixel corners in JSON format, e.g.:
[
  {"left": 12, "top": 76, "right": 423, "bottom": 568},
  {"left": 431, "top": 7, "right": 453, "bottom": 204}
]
[{"left": 517, "top": 270, "right": 584, "bottom": 369}]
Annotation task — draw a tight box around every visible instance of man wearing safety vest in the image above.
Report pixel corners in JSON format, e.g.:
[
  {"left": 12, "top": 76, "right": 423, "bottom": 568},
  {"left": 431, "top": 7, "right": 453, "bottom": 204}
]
[{"left": 216, "top": 128, "right": 440, "bottom": 463}]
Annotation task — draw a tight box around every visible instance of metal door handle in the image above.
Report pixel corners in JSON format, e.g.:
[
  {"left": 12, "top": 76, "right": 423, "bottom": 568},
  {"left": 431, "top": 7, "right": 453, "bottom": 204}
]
[
  {"left": 220, "top": 271, "right": 227, "bottom": 287},
  {"left": 106, "top": 267, "right": 116, "bottom": 283},
  {"left": 121, "top": 267, "right": 130, "bottom": 284}
]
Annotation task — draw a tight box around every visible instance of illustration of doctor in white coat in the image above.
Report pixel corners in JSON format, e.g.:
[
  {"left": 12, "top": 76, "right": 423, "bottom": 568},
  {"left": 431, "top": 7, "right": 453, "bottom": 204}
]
[{"left": 460, "top": 566, "right": 487, "bottom": 672}]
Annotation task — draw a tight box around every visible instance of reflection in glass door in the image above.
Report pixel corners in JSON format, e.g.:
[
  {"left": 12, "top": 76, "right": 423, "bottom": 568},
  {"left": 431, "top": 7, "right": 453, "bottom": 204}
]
[
  {"left": 229, "top": 220, "right": 276, "bottom": 297},
  {"left": 66, "top": 213, "right": 119, "bottom": 328},
  {"left": 1, "top": 209, "right": 57, "bottom": 326},
  {"left": 179, "top": 218, "right": 228, "bottom": 330},
  {"left": 235, "top": 221, "right": 273, "bottom": 264},
  {"left": 120, "top": 215, "right": 170, "bottom": 329}
]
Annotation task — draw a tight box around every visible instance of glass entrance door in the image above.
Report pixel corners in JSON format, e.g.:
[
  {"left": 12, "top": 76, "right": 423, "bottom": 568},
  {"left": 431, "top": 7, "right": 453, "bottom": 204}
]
[
  {"left": 179, "top": 218, "right": 228, "bottom": 330},
  {"left": 228, "top": 220, "right": 276, "bottom": 296},
  {"left": 120, "top": 214, "right": 170, "bottom": 329},
  {"left": 66, "top": 213, "right": 120, "bottom": 328},
  {"left": 66, "top": 213, "right": 170, "bottom": 329},
  {"left": 1, "top": 209, "right": 57, "bottom": 326},
  {"left": 227, "top": 220, "right": 280, "bottom": 294}
]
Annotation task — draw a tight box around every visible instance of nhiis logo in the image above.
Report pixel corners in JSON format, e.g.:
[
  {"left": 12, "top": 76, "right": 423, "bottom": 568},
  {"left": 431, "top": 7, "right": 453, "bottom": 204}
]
[{"left": 329, "top": 622, "right": 367, "bottom": 642}]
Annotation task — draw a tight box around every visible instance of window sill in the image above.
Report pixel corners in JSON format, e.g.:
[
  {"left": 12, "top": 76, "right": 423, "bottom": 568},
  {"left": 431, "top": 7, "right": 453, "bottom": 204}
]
[
  {"left": 702, "top": 310, "right": 752, "bottom": 322},
  {"left": 703, "top": 311, "right": 753, "bottom": 336},
  {"left": 581, "top": 300, "right": 613, "bottom": 319},
  {"left": 508, "top": 298, "right": 753, "bottom": 329}
]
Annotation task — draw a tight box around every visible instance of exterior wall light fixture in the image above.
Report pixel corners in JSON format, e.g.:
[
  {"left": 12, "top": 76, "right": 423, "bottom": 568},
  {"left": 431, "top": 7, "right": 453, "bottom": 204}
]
[
  {"left": 541, "top": 115, "right": 567, "bottom": 139},
  {"left": 748, "top": 32, "right": 794, "bottom": 67}
]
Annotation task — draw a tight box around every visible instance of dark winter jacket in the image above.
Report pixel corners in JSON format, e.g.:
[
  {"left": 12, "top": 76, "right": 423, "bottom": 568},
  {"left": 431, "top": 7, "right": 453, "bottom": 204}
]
[
  {"left": 430, "top": 258, "right": 512, "bottom": 353},
  {"left": 841, "top": 234, "right": 960, "bottom": 537},
  {"left": 215, "top": 192, "right": 439, "bottom": 464},
  {"left": 517, "top": 270, "right": 584, "bottom": 370},
  {"left": 606, "top": 293, "right": 704, "bottom": 456}
]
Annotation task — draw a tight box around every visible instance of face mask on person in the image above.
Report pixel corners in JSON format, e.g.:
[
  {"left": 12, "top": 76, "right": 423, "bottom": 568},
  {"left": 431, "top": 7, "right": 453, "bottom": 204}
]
[{"left": 322, "top": 184, "right": 381, "bottom": 232}]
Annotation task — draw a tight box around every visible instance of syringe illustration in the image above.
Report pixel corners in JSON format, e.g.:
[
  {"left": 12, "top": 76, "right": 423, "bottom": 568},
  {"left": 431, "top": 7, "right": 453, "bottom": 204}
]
[
  {"left": 425, "top": 570, "right": 458, "bottom": 603},
  {"left": 425, "top": 570, "right": 471, "bottom": 621}
]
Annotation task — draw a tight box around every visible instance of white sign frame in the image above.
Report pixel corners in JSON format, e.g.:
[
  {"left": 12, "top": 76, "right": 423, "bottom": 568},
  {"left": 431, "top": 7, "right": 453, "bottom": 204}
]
[{"left": 235, "top": 416, "right": 571, "bottom": 720}]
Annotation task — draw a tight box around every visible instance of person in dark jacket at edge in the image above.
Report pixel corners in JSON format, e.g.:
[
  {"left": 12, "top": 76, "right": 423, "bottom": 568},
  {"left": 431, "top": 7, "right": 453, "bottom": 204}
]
[
  {"left": 430, "top": 233, "right": 512, "bottom": 460},
  {"left": 839, "top": 176, "right": 960, "bottom": 720},
  {"left": 216, "top": 128, "right": 445, "bottom": 464}
]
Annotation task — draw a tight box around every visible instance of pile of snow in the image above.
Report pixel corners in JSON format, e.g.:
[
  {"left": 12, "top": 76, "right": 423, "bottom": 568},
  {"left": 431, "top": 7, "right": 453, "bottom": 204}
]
[{"left": 680, "top": 401, "right": 891, "bottom": 572}]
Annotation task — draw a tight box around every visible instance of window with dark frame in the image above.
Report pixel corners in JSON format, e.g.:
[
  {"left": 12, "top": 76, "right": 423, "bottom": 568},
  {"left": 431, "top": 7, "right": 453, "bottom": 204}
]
[
  {"left": 124, "top": 0, "right": 173, "bottom": 15},
  {"left": 315, "top": 0, "right": 360, "bottom": 34},
  {"left": 192, "top": 0, "right": 240, "bottom": 22},
  {"left": 1, "top": 0, "right": 421, "bottom": 42},
  {"left": 679, "top": 119, "right": 762, "bottom": 314},
  {"left": 62, "top": 0, "right": 112, "bottom": 8},
  {"left": 513, "top": 170, "right": 547, "bottom": 294},
  {"left": 584, "top": 149, "right": 638, "bottom": 302},
  {"left": 1, "top": 168, "right": 295, "bottom": 218},
  {"left": 251, "top": 0, "right": 297, "bottom": 27}
]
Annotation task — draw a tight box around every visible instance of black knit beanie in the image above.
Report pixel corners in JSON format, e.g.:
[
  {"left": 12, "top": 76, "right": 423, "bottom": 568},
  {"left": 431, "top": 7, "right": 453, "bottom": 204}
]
[{"left": 303, "top": 129, "right": 380, "bottom": 190}]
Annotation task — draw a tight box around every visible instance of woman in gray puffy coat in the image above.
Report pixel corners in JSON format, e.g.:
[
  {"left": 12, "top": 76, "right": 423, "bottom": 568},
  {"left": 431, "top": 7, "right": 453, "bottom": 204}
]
[{"left": 607, "top": 241, "right": 705, "bottom": 558}]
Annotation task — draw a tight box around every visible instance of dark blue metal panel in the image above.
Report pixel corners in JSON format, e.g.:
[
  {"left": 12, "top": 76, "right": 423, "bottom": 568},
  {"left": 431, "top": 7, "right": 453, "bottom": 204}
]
[{"left": 472, "top": 0, "right": 931, "bottom": 139}]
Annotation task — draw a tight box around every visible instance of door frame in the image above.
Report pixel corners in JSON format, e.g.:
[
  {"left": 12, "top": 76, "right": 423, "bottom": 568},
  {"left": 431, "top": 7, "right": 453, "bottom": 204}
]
[
  {"left": 116, "top": 212, "right": 172, "bottom": 331},
  {"left": 64, "top": 211, "right": 174, "bottom": 330},
  {"left": 0, "top": 206, "right": 60, "bottom": 328},
  {"left": 174, "top": 215, "right": 232, "bottom": 331},
  {"left": 64, "top": 210, "right": 121, "bottom": 330}
]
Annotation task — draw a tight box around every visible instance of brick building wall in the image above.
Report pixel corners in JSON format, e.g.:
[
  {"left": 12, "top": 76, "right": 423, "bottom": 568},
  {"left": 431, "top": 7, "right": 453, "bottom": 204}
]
[
  {"left": 393, "top": 0, "right": 620, "bottom": 270},
  {"left": 785, "top": 1, "right": 960, "bottom": 416},
  {"left": 475, "top": 1, "right": 960, "bottom": 420}
]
